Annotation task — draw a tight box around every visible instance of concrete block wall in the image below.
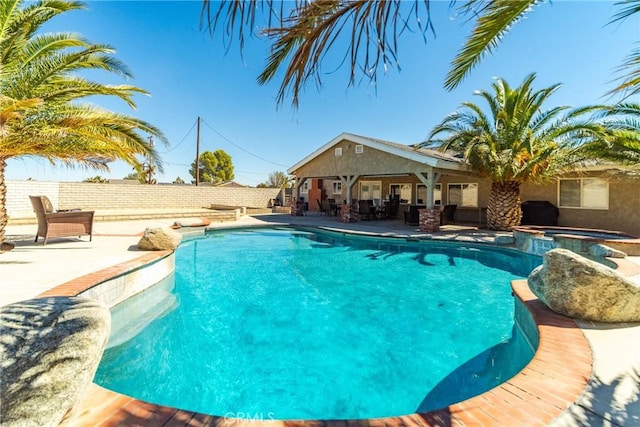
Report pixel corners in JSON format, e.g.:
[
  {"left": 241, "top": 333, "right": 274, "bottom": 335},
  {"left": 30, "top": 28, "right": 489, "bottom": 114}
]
[
  {"left": 6, "top": 180, "right": 281, "bottom": 216},
  {"left": 6, "top": 180, "right": 60, "bottom": 216}
]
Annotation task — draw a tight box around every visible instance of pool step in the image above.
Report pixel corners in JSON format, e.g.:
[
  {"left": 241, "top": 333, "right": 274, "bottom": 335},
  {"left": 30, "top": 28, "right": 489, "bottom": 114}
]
[{"left": 106, "top": 289, "right": 178, "bottom": 350}]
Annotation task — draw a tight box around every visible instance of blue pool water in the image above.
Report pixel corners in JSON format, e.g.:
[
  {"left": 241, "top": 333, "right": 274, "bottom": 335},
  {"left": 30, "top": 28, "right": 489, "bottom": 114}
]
[{"left": 96, "top": 227, "right": 541, "bottom": 420}]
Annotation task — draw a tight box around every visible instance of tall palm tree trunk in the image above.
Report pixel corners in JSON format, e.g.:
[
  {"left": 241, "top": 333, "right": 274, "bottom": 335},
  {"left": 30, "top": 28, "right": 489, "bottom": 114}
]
[
  {"left": 0, "top": 158, "right": 14, "bottom": 252},
  {"left": 486, "top": 181, "right": 522, "bottom": 231}
]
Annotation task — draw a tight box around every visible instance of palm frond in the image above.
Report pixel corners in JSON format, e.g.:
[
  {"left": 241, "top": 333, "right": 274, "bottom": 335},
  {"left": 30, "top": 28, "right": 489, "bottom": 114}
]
[
  {"left": 422, "top": 74, "right": 637, "bottom": 183},
  {"left": 444, "top": 0, "right": 538, "bottom": 91},
  {"left": 203, "top": 0, "right": 433, "bottom": 108},
  {"left": 610, "top": 0, "right": 640, "bottom": 23},
  {"left": 606, "top": 43, "right": 640, "bottom": 101},
  {"left": 0, "top": 0, "right": 165, "bottom": 180}
]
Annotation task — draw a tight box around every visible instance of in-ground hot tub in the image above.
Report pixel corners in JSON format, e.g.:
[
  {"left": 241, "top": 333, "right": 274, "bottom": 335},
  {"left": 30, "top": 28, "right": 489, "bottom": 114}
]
[{"left": 513, "top": 225, "right": 640, "bottom": 256}]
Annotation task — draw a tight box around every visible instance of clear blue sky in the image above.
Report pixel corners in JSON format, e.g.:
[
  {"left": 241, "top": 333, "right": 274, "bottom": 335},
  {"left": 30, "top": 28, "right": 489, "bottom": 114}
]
[{"left": 6, "top": 0, "right": 638, "bottom": 186}]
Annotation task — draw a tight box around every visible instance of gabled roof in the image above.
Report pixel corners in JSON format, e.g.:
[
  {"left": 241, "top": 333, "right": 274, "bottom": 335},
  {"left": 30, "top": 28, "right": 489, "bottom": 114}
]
[
  {"left": 215, "top": 180, "right": 247, "bottom": 188},
  {"left": 287, "top": 132, "right": 468, "bottom": 174}
]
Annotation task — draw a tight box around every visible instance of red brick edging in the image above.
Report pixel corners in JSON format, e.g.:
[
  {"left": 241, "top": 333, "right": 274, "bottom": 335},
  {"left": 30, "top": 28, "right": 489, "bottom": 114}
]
[{"left": 41, "top": 255, "right": 591, "bottom": 426}]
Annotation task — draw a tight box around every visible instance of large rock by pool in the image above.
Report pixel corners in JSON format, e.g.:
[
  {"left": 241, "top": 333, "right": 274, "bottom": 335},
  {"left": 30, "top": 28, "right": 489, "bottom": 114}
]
[
  {"left": 137, "top": 227, "right": 182, "bottom": 251},
  {"left": 0, "top": 297, "right": 111, "bottom": 426},
  {"left": 528, "top": 248, "right": 640, "bottom": 322}
]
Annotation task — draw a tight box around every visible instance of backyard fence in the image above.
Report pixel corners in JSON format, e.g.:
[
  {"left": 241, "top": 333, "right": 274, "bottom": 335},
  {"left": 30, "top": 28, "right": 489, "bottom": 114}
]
[{"left": 6, "top": 180, "right": 282, "bottom": 218}]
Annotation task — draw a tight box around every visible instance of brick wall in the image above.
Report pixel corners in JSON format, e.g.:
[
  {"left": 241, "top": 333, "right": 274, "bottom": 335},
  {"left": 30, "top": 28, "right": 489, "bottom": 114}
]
[{"left": 6, "top": 180, "right": 281, "bottom": 216}]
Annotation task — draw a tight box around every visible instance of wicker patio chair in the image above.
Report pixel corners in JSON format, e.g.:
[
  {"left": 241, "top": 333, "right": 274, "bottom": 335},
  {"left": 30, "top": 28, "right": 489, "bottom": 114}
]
[{"left": 29, "top": 195, "right": 94, "bottom": 245}]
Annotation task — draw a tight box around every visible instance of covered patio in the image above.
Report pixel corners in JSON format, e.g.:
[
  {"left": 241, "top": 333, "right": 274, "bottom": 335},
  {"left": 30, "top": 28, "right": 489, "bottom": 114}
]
[{"left": 287, "top": 132, "right": 485, "bottom": 231}]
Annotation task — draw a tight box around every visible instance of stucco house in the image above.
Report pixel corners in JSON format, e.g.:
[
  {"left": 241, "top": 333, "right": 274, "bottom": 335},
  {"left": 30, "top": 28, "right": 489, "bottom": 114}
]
[{"left": 287, "top": 133, "right": 640, "bottom": 235}]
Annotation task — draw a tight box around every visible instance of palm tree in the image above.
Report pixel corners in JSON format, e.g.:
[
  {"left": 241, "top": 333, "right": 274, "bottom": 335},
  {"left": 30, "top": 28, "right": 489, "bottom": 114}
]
[
  {"left": 201, "top": 1, "right": 639, "bottom": 106},
  {"left": 0, "top": 0, "right": 167, "bottom": 249},
  {"left": 422, "top": 73, "right": 606, "bottom": 231}
]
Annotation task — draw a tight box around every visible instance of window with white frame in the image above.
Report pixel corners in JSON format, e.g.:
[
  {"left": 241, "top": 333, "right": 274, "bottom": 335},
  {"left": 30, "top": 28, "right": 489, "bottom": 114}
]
[
  {"left": 332, "top": 181, "right": 342, "bottom": 194},
  {"left": 300, "top": 181, "right": 309, "bottom": 194},
  {"left": 447, "top": 183, "right": 478, "bottom": 207},
  {"left": 355, "top": 144, "right": 364, "bottom": 154},
  {"left": 335, "top": 147, "right": 342, "bottom": 156},
  {"left": 558, "top": 178, "right": 608, "bottom": 209},
  {"left": 360, "top": 181, "right": 382, "bottom": 205},
  {"left": 389, "top": 184, "right": 412, "bottom": 203},
  {"left": 416, "top": 184, "right": 442, "bottom": 205}
]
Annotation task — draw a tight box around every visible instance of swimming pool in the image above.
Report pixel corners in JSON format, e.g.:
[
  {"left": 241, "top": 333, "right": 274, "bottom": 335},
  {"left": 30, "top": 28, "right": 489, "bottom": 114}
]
[{"left": 96, "top": 227, "right": 541, "bottom": 420}]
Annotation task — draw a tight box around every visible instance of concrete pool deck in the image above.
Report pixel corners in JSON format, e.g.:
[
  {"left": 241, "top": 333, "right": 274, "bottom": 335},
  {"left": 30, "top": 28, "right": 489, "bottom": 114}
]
[{"left": 1, "top": 212, "right": 639, "bottom": 426}]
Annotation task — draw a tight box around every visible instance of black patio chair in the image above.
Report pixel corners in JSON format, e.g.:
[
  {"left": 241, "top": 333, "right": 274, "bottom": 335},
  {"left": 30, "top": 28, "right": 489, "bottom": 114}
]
[
  {"left": 358, "top": 200, "right": 375, "bottom": 220},
  {"left": 404, "top": 205, "right": 420, "bottom": 225},
  {"left": 440, "top": 204, "right": 457, "bottom": 225}
]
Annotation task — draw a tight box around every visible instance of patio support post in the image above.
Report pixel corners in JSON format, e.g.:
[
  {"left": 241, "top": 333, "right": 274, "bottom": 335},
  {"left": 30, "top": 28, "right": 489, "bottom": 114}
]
[
  {"left": 291, "top": 177, "right": 306, "bottom": 216},
  {"left": 340, "top": 175, "right": 359, "bottom": 223},
  {"left": 414, "top": 170, "right": 441, "bottom": 232},
  {"left": 413, "top": 170, "right": 440, "bottom": 209}
]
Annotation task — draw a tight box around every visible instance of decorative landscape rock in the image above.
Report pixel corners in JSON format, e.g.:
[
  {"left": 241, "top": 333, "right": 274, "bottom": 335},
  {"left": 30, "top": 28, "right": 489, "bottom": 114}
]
[
  {"left": 137, "top": 227, "right": 182, "bottom": 250},
  {"left": 528, "top": 248, "right": 640, "bottom": 322},
  {"left": 0, "top": 297, "right": 111, "bottom": 426},
  {"left": 588, "top": 243, "right": 627, "bottom": 259},
  {"left": 494, "top": 235, "right": 516, "bottom": 246}
]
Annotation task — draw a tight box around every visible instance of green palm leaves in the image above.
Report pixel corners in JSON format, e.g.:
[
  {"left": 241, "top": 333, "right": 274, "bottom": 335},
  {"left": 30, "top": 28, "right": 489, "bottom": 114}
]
[
  {"left": 202, "top": 0, "right": 433, "bottom": 108},
  {"left": 0, "top": 0, "right": 166, "bottom": 167},
  {"left": 582, "top": 103, "right": 640, "bottom": 164},
  {"left": 425, "top": 73, "right": 601, "bottom": 183},
  {"left": 202, "top": 0, "right": 639, "bottom": 106},
  {"left": 0, "top": 0, "right": 166, "bottom": 245},
  {"left": 444, "top": 0, "right": 538, "bottom": 91}
]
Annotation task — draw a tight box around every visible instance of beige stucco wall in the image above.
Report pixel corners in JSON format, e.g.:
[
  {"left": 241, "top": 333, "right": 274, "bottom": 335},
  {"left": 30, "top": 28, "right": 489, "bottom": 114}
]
[
  {"left": 521, "top": 173, "right": 640, "bottom": 236},
  {"left": 292, "top": 139, "right": 438, "bottom": 178},
  {"left": 294, "top": 138, "right": 477, "bottom": 208}
]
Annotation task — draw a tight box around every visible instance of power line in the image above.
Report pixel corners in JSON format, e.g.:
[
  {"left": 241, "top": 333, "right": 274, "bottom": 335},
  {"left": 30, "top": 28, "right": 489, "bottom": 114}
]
[
  {"left": 164, "top": 161, "right": 191, "bottom": 167},
  {"left": 200, "top": 118, "right": 289, "bottom": 168},
  {"left": 157, "top": 119, "right": 198, "bottom": 154}
]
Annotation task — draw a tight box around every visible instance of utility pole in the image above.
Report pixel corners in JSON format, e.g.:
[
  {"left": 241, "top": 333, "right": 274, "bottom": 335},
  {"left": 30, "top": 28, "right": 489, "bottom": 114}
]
[
  {"left": 146, "top": 135, "right": 155, "bottom": 184},
  {"left": 195, "top": 116, "right": 201, "bottom": 186}
]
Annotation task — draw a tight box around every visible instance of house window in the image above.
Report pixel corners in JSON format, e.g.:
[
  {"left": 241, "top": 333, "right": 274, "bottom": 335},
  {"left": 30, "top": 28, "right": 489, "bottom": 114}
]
[
  {"left": 416, "top": 184, "right": 442, "bottom": 205},
  {"left": 559, "top": 178, "right": 608, "bottom": 209},
  {"left": 335, "top": 147, "right": 342, "bottom": 156},
  {"left": 389, "top": 184, "right": 412, "bottom": 204},
  {"left": 300, "top": 181, "right": 309, "bottom": 194},
  {"left": 332, "top": 181, "right": 342, "bottom": 194},
  {"left": 355, "top": 144, "right": 364, "bottom": 154},
  {"left": 448, "top": 183, "right": 478, "bottom": 207},
  {"left": 360, "top": 181, "right": 382, "bottom": 206}
]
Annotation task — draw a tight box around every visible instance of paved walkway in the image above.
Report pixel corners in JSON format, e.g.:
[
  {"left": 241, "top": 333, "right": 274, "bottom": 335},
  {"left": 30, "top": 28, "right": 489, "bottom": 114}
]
[{"left": 1, "top": 212, "right": 639, "bottom": 426}]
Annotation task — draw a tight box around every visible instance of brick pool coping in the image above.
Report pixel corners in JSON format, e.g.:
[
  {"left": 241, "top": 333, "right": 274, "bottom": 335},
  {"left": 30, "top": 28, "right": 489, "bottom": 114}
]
[{"left": 34, "top": 246, "right": 595, "bottom": 427}]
